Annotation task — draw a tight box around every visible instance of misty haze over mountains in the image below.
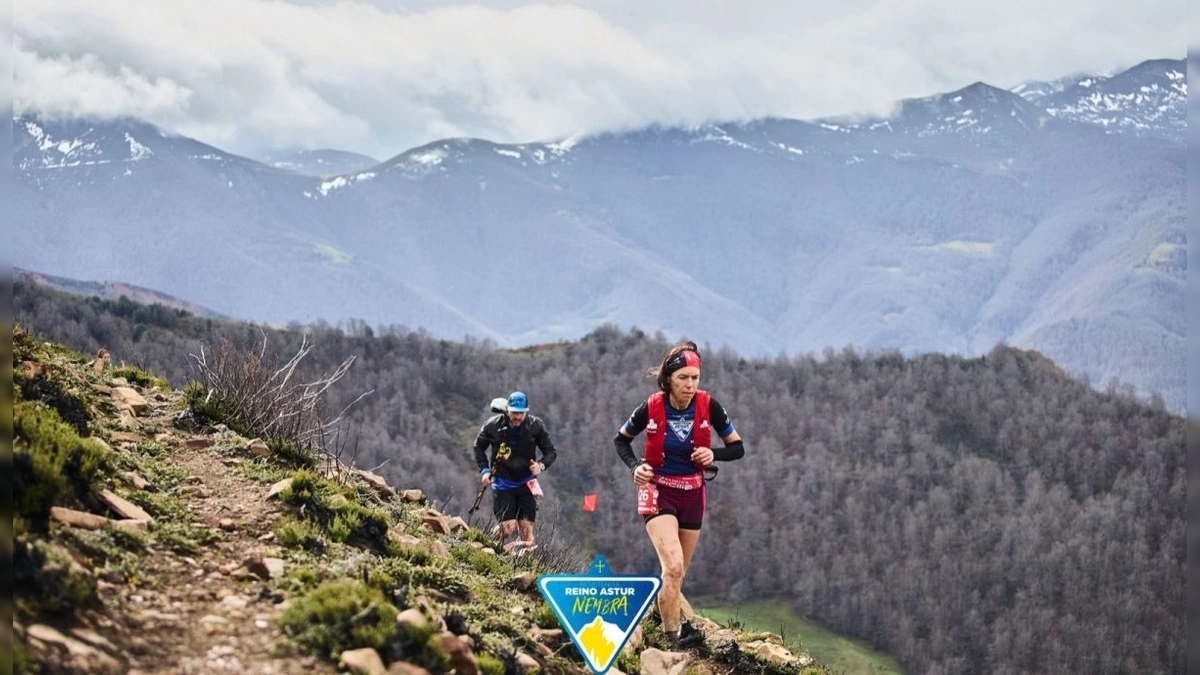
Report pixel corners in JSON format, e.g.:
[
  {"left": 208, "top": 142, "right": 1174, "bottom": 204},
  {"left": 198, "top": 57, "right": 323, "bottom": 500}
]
[
  {"left": 12, "top": 58, "right": 1186, "bottom": 411},
  {"left": 259, "top": 148, "right": 382, "bottom": 178}
]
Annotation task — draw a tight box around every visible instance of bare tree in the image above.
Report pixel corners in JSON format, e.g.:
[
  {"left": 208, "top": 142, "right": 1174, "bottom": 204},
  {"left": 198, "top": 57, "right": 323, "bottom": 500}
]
[{"left": 188, "top": 329, "right": 373, "bottom": 463}]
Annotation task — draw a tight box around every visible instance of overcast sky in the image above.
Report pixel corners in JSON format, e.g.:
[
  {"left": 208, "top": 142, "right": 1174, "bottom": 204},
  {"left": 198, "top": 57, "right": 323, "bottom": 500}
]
[{"left": 12, "top": 0, "right": 1186, "bottom": 160}]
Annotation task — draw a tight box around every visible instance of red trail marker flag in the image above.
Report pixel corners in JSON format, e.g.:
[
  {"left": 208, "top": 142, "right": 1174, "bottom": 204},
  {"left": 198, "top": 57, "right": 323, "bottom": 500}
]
[{"left": 582, "top": 494, "right": 598, "bottom": 512}]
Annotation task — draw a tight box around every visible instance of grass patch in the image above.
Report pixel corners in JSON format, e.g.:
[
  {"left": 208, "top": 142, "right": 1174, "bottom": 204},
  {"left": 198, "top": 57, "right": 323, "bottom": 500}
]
[
  {"left": 455, "top": 597, "right": 525, "bottom": 641},
  {"left": 14, "top": 539, "right": 97, "bottom": 617},
  {"left": 111, "top": 447, "right": 188, "bottom": 487},
  {"left": 14, "top": 633, "right": 36, "bottom": 674},
  {"left": 275, "top": 517, "right": 327, "bottom": 552},
  {"left": 111, "top": 366, "right": 170, "bottom": 390},
  {"left": 452, "top": 543, "right": 507, "bottom": 576},
  {"left": 615, "top": 649, "right": 640, "bottom": 674},
  {"left": 182, "top": 381, "right": 248, "bottom": 435},
  {"left": 13, "top": 400, "right": 111, "bottom": 533},
  {"left": 383, "top": 612, "right": 448, "bottom": 673},
  {"left": 123, "top": 489, "right": 191, "bottom": 521},
  {"left": 233, "top": 457, "right": 294, "bottom": 485},
  {"left": 278, "top": 470, "right": 392, "bottom": 554},
  {"left": 151, "top": 520, "right": 223, "bottom": 556},
  {"left": 124, "top": 439, "right": 171, "bottom": 460},
  {"left": 13, "top": 331, "right": 97, "bottom": 437},
  {"left": 530, "top": 602, "right": 559, "bottom": 630},
  {"left": 278, "top": 579, "right": 399, "bottom": 659},
  {"left": 693, "top": 597, "right": 905, "bottom": 675},
  {"left": 268, "top": 437, "right": 316, "bottom": 468},
  {"left": 407, "top": 561, "right": 472, "bottom": 600},
  {"left": 54, "top": 526, "right": 150, "bottom": 586},
  {"left": 476, "top": 652, "right": 507, "bottom": 675}
]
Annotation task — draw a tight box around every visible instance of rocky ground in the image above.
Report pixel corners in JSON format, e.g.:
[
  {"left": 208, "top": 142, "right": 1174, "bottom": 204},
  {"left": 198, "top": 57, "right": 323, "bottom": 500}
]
[{"left": 16, "top": 377, "right": 342, "bottom": 674}]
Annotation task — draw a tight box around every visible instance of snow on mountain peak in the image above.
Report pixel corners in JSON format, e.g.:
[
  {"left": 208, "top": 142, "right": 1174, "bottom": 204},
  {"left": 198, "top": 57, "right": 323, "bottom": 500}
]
[
  {"left": 18, "top": 118, "right": 109, "bottom": 169},
  {"left": 1014, "top": 58, "right": 1185, "bottom": 141}
]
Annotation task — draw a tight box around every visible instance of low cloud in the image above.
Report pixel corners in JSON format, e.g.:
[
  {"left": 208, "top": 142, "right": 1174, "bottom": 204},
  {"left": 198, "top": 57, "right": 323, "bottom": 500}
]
[{"left": 13, "top": 0, "right": 1183, "bottom": 159}]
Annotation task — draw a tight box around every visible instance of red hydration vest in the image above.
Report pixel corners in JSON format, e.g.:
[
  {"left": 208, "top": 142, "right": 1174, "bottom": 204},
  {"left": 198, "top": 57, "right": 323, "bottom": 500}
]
[{"left": 644, "top": 390, "right": 711, "bottom": 467}]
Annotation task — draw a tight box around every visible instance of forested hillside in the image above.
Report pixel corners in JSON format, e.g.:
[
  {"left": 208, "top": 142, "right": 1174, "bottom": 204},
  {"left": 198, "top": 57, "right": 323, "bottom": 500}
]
[{"left": 14, "top": 281, "right": 1185, "bottom": 674}]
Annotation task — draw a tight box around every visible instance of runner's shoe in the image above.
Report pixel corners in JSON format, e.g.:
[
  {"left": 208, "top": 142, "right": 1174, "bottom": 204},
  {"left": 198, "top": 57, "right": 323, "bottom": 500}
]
[
  {"left": 677, "top": 621, "right": 705, "bottom": 648},
  {"left": 505, "top": 541, "right": 539, "bottom": 556}
]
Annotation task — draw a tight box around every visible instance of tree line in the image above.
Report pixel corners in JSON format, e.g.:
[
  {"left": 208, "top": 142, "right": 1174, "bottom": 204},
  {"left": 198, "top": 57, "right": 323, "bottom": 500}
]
[{"left": 13, "top": 281, "right": 1185, "bottom": 674}]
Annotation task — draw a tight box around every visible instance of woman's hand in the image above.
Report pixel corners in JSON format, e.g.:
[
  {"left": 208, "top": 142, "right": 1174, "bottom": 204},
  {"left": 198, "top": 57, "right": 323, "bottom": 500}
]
[
  {"left": 632, "top": 462, "right": 652, "bottom": 486},
  {"left": 691, "top": 446, "right": 714, "bottom": 468}
]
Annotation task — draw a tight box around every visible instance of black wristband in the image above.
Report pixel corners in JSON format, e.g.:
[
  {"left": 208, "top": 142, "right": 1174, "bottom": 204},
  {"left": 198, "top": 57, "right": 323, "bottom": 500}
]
[
  {"left": 713, "top": 440, "right": 745, "bottom": 461},
  {"left": 614, "top": 433, "right": 639, "bottom": 471}
]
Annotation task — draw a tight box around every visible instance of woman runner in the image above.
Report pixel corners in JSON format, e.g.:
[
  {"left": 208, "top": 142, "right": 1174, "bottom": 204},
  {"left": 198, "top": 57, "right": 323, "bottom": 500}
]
[{"left": 613, "top": 340, "right": 745, "bottom": 649}]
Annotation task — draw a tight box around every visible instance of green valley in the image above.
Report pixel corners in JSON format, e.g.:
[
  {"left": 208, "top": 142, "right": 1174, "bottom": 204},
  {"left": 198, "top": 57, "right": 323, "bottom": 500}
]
[{"left": 694, "top": 598, "right": 904, "bottom": 675}]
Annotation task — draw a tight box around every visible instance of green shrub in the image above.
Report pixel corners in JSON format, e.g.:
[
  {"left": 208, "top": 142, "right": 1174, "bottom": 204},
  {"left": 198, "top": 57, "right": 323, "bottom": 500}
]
[
  {"left": 275, "top": 517, "right": 326, "bottom": 552},
  {"left": 377, "top": 555, "right": 421, "bottom": 578},
  {"left": 409, "top": 562, "right": 471, "bottom": 599},
  {"left": 530, "top": 602, "right": 560, "bottom": 629},
  {"left": 182, "top": 381, "right": 247, "bottom": 435},
  {"left": 460, "top": 527, "right": 496, "bottom": 547},
  {"left": 288, "top": 566, "right": 320, "bottom": 589},
  {"left": 348, "top": 506, "right": 391, "bottom": 551},
  {"left": 14, "top": 401, "right": 110, "bottom": 532},
  {"left": 278, "top": 579, "right": 399, "bottom": 659},
  {"left": 453, "top": 544, "right": 504, "bottom": 576},
  {"left": 385, "top": 616, "right": 449, "bottom": 673},
  {"left": 102, "top": 523, "right": 150, "bottom": 553},
  {"left": 15, "top": 366, "right": 93, "bottom": 436},
  {"left": 279, "top": 471, "right": 392, "bottom": 553},
  {"left": 55, "top": 527, "right": 145, "bottom": 584},
  {"left": 182, "top": 381, "right": 209, "bottom": 411},
  {"left": 477, "top": 652, "right": 506, "bottom": 675},
  {"left": 14, "top": 540, "right": 97, "bottom": 616},
  {"left": 386, "top": 536, "right": 433, "bottom": 565},
  {"left": 279, "top": 469, "right": 322, "bottom": 506},
  {"left": 111, "top": 366, "right": 169, "bottom": 390},
  {"left": 461, "top": 604, "right": 525, "bottom": 640},
  {"left": 152, "top": 521, "right": 221, "bottom": 555},
  {"left": 268, "top": 438, "right": 315, "bottom": 468},
  {"left": 14, "top": 633, "right": 37, "bottom": 674},
  {"left": 616, "top": 650, "right": 639, "bottom": 674},
  {"left": 327, "top": 511, "right": 359, "bottom": 543}
]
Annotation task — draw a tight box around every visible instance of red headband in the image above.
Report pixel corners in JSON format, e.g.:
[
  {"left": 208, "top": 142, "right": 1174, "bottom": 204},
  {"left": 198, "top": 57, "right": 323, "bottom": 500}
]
[{"left": 664, "top": 349, "right": 701, "bottom": 375}]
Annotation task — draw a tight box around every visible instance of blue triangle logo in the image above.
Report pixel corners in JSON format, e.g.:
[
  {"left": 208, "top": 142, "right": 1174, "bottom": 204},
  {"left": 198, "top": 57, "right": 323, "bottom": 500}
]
[{"left": 536, "top": 555, "right": 662, "bottom": 674}]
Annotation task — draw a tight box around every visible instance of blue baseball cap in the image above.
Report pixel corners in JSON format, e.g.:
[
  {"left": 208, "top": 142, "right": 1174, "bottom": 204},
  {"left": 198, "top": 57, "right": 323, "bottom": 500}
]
[{"left": 507, "top": 391, "right": 529, "bottom": 412}]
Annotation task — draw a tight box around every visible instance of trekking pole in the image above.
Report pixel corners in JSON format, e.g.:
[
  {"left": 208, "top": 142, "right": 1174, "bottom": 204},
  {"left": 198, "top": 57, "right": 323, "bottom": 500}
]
[
  {"left": 469, "top": 454, "right": 500, "bottom": 517},
  {"left": 468, "top": 481, "right": 487, "bottom": 516},
  {"left": 470, "top": 397, "right": 510, "bottom": 518},
  {"left": 465, "top": 439, "right": 508, "bottom": 516}
]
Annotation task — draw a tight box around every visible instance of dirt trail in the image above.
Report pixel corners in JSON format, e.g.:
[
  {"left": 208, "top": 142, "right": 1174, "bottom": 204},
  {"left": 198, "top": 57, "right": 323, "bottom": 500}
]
[
  {"left": 115, "top": 420, "right": 335, "bottom": 675},
  {"left": 40, "top": 388, "right": 338, "bottom": 675}
]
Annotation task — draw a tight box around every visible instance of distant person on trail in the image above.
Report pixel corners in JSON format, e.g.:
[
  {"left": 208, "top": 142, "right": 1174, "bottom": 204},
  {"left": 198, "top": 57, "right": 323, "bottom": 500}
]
[
  {"left": 613, "top": 341, "right": 745, "bottom": 650},
  {"left": 473, "top": 391, "right": 557, "bottom": 554}
]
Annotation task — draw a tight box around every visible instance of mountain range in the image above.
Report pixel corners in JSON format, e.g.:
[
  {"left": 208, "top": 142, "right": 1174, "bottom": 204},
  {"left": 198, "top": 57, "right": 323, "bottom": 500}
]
[{"left": 11, "top": 57, "right": 1186, "bottom": 411}]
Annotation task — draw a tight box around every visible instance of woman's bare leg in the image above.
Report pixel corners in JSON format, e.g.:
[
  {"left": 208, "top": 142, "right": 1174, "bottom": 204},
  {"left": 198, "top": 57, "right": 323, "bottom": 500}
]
[
  {"left": 676, "top": 527, "right": 701, "bottom": 620},
  {"left": 645, "top": 516, "right": 686, "bottom": 633}
]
